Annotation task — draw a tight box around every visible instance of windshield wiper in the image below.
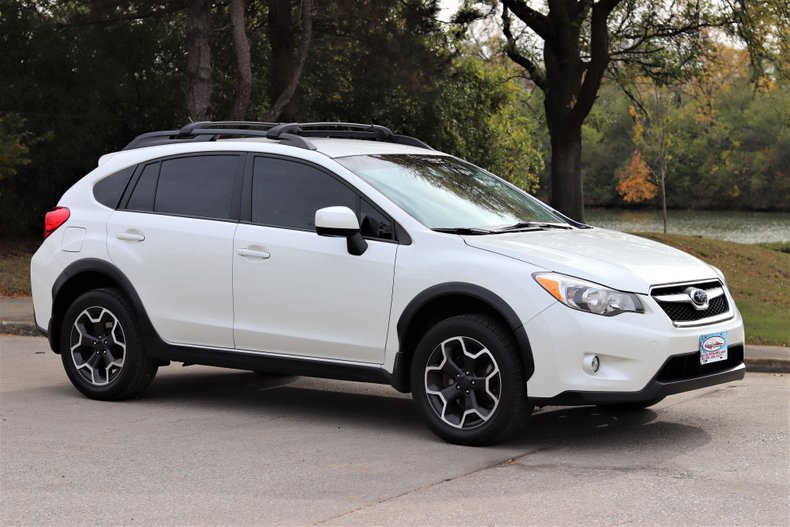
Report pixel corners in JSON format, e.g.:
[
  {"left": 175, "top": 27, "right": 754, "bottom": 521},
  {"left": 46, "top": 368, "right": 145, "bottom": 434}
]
[
  {"left": 433, "top": 222, "right": 572, "bottom": 235},
  {"left": 491, "top": 221, "right": 573, "bottom": 232},
  {"left": 432, "top": 227, "right": 496, "bottom": 235}
]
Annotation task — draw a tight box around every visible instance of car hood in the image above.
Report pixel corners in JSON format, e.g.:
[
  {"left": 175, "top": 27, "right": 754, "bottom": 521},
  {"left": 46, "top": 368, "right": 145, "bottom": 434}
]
[{"left": 463, "top": 228, "right": 716, "bottom": 294}]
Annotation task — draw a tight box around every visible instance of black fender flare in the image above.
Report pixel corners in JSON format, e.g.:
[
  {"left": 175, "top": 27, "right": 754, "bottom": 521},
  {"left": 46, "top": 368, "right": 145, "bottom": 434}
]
[
  {"left": 49, "top": 258, "right": 162, "bottom": 354},
  {"left": 392, "top": 282, "right": 535, "bottom": 392}
]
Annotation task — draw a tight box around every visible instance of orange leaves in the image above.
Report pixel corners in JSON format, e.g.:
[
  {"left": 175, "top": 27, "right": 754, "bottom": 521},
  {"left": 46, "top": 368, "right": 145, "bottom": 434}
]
[{"left": 616, "top": 151, "right": 657, "bottom": 203}]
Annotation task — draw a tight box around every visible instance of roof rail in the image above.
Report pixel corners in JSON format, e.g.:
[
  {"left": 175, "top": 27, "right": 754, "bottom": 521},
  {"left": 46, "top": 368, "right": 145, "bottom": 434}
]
[
  {"left": 178, "top": 120, "right": 280, "bottom": 134},
  {"left": 123, "top": 121, "right": 431, "bottom": 151},
  {"left": 267, "top": 122, "right": 432, "bottom": 149}
]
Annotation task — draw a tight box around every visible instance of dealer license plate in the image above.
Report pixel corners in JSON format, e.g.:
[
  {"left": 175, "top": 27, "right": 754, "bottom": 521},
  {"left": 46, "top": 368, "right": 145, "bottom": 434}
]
[{"left": 700, "top": 331, "right": 728, "bottom": 365}]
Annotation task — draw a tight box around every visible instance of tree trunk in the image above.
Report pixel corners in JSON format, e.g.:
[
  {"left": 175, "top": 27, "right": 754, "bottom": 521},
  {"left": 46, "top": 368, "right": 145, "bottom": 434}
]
[
  {"left": 549, "top": 124, "right": 584, "bottom": 222},
  {"left": 661, "top": 185, "right": 668, "bottom": 233},
  {"left": 659, "top": 164, "right": 668, "bottom": 233},
  {"left": 267, "top": 0, "right": 298, "bottom": 121},
  {"left": 542, "top": 31, "right": 586, "bottom": 222},
  {"left": 501, "top": 1, "right": 622, "bottom": 223},
  {"left": 186, "top": 0, "right": 212, "bottom": 121},
  {"left": 228, "top": 0, "right": 251, "bottom": 121}
]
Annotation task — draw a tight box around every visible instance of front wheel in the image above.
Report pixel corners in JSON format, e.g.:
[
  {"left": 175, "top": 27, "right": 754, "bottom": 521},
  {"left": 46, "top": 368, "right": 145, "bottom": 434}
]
[
  {"left": 410, "top": 315, "right": 531, "bottom": 446},
  {"left": 60, "top": 288, "right": 158, "bottom": 400}
]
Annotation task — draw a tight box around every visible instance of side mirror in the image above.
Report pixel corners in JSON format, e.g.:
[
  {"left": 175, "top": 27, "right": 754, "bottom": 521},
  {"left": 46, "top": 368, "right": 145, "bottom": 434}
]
[{"left": 315, "top": 206, "right": 368, "bottom": 256}]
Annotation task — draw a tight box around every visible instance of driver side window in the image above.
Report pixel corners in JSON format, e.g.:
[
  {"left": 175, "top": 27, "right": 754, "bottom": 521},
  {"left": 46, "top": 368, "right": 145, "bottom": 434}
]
[{"left": 251, "top": 156, "right": 393, "bottom": 241}]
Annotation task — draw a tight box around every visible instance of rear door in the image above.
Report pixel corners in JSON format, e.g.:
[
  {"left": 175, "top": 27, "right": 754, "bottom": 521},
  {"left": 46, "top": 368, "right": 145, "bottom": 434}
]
[{"left": 107, "top": 154, "right": 242, "bottom": 348}]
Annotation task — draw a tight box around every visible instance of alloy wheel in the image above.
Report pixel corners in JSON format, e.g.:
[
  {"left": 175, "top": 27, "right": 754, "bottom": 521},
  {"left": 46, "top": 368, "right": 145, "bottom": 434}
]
[
  {"left": 423, "top": 336, "right": 501, "bottom": 429},
  {"left": 69, "top": 306, "right": 126, "bottom": 386}
]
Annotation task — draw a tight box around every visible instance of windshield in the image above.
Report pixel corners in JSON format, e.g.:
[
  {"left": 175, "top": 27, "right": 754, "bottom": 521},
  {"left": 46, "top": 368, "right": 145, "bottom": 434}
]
[{"left": 336, "top": 154, "right": 567, "bottom": 230}]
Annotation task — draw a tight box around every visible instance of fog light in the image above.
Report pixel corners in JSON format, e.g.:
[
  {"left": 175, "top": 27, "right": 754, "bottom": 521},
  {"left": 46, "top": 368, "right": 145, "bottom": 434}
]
[{"left": 583, "top": 354, "right": 601, "bottom": 375}]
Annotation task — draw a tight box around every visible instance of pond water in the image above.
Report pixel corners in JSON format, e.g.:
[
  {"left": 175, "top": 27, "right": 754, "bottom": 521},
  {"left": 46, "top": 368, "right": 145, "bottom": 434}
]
[{"left": 584, "top": 209, "right": 790, "bottom": 244}]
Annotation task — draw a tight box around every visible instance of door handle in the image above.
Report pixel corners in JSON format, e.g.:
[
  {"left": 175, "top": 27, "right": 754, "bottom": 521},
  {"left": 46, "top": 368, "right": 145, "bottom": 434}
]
[
  {"left": 116, "top": 231, "right": 145, "bottom": 242},
  {"left": 237, "top": 247, "right": 271, "bottom": 259}
]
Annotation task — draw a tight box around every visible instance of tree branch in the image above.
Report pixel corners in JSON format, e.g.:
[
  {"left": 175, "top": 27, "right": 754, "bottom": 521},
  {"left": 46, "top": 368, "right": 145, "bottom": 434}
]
[
  {"left": 52, "top": 2, "right": 188, "bottom": 28},
  {"left": 501, "top": 0, "right": 555, "bottom": 43},
  {"left": 502, "top": 8, "right": 547, "bottom": 91},
  {"left": 570, "top": 0, "right": 622, "bottom": 125}
]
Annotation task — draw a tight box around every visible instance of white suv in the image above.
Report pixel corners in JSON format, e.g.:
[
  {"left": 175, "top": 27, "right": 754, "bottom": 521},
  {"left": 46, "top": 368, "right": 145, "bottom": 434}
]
[{"left": 30, "top": 122, "right": 745, "bottom": 445}]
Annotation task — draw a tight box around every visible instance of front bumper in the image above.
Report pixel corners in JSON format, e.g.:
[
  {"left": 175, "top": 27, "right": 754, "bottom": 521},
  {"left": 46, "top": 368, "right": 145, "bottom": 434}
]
[
  {"left": 531, "top": 349, "right": 746, "bottom": 405},
  {"left": 524, "top": 296, "right": 745, "bottom": 399}
]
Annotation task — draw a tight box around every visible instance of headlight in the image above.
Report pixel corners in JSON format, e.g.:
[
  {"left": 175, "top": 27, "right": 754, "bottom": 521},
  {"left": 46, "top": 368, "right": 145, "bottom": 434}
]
[{"left": 533, "top": 272, "right": 644, "bottom": 316}]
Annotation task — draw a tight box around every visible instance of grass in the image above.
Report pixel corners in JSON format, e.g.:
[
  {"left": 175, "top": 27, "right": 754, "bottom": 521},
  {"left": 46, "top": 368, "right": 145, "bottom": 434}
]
[
  {"left": 758, "top": 242, "right": 790, "bottom": 254},
  {"left": 0, "top": 240, "right": 39, "bottom": 296},
  {"left": 635, "top": 233, "right": 790, "bottom": 346},
  {"left": 2, "top": 234, "right": 788, "bottom": 345}
]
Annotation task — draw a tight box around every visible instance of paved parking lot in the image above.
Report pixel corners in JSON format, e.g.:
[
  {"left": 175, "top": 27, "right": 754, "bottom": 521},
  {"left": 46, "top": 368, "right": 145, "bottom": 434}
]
[{"left": 1, "top": 335, "right": 788, "bottom": 526}]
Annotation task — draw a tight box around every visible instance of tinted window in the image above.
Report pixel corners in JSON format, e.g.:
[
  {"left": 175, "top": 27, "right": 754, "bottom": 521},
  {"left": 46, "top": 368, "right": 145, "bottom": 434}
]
[
  {"left": 252, "top": 157, "right": 358, "bottom": 230},
  {"left": 93, "top": 166, "right": 134, "bottom": 209},
  {"left": 154, "top": 156, "right": 239, "bottom": 220},
  {"left": 126, "top": 162, "right": 159, "bottom": 211}
]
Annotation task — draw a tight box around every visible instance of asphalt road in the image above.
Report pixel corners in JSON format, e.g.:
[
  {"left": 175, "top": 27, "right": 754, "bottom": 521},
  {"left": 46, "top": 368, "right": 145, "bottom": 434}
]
[{"left": 1, "top": 335, "right": 788, "bottom": 526}]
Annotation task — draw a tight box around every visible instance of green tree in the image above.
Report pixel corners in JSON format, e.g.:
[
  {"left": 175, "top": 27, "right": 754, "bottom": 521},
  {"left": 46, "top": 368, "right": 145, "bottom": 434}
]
[
  {"left": 627, "top": 90, "right": 677, "bottom": 233},
  {"left": 0, "top": 115, "right": 31, "bottom": 181},
  {"left": 459, "top": 0, "right": 788, "bottom": 221}
]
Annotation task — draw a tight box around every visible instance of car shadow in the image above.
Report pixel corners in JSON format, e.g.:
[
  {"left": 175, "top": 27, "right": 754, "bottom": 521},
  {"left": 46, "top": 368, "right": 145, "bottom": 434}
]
[
  {"left": 125, "top": 367, "right": 711, "bottom": 452},
  {"left": 139, "top": 368, "right": 427, "bottom": 436}
]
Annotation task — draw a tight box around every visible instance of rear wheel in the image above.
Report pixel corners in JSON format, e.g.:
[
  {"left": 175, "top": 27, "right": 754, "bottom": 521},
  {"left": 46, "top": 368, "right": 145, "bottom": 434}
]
[
  {"left": 60, "top": 288, "right": 158, "bottom": 400},
  {"left": 410, "top": 314, "right": 531, "bottom": 446}
]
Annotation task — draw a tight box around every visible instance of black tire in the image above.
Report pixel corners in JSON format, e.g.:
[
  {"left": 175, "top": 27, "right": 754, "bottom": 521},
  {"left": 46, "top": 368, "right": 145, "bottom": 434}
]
[
  {"left": 410, "top": 314, "right": 532, "bottom": 446},
  {"left": 597, "top": 397, "right": 665, "bottom": 412},
  {"left": 59, "top": 288, "right": 158, "bottom": 400}
]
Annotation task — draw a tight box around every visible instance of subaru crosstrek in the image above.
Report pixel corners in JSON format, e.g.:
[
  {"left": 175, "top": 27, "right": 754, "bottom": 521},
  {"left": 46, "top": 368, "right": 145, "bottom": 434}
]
[{"left": 30, "top": 121, "right": 746, "bottom": 445}]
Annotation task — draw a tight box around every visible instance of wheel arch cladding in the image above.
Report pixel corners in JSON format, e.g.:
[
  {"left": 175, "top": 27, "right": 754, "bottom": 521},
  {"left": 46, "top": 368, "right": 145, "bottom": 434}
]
[
  {"left": 392, "top": 282, "right": 535, "bottom": 393},
  {"left": 50, "top": 259, "right": 156, "bottom": 354}
]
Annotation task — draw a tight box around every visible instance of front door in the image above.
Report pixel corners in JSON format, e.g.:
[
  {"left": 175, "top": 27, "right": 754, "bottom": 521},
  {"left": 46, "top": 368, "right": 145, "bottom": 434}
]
[{"left": 233, "top": 156, "right": 397, "bottom": 363}]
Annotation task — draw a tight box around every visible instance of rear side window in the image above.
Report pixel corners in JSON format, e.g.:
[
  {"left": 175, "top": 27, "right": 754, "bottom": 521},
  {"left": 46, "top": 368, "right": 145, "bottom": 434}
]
[
  {"left": 252, "top": 157, "right": 358, "bottom": 230},
  {"left": 155, "top": 156, "right": 239, "bottom": 219},
  {"left": 126, "top": 162, "right": 159, "bottom": 211},
  {"left": 93, "top": 166, "right": 134, "bottom": 209},
  {"left": 124, "top": 155, "right": 240, "bottom": 220}
]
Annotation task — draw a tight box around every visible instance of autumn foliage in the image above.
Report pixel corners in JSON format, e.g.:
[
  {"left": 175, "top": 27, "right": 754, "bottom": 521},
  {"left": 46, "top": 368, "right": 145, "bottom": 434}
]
[{"left": 616, "top": 151, "right": 657, "bottom": 203}]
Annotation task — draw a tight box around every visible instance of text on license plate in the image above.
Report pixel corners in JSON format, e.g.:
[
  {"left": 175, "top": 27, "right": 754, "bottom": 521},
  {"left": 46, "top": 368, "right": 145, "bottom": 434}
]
[{"left": 700, "top": 331, "right": 728, "bottom": 365}]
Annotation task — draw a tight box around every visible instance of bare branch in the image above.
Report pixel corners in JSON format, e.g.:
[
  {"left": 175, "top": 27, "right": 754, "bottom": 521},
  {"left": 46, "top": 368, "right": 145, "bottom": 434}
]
[
  {"left": 502, "top": 7, "right": 547, "bottom": 91},
  {"left": 570, "top": 0, "right": 623, "bottom": 125},
  {"left": 501, "top": 0, "right": 555, "bottom": 43}
]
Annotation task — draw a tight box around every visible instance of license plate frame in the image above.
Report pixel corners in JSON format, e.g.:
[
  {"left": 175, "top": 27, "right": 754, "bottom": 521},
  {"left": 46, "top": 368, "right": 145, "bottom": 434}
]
[{"left": 700, "top": 331, "right": 728, "bottom": 365}]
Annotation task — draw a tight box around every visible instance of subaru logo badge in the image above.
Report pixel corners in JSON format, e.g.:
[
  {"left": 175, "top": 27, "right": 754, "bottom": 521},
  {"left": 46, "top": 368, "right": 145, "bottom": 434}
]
[{"left": 686, "top": 287, "right": 709, "bottom": 310}]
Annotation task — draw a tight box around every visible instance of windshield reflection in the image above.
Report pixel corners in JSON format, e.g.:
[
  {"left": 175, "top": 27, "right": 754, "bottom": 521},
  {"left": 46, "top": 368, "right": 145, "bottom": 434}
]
[{"left": 337, "top": 154, "right": 565, "bottom": 230}]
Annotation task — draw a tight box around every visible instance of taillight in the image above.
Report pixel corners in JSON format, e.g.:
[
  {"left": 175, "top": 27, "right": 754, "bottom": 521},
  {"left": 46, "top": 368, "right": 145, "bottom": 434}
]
[{"left": 44, "top": 207, "right": 70, "bottom": 239}]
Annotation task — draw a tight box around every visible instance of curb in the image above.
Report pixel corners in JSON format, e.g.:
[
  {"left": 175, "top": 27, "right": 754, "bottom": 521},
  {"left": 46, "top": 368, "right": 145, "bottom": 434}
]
[
  {"left": 745, "top": 359, "right": 789, "bottom": 374},
  {"left": 0, "top": 321, "right": 40, "bottom": 337},
  {"left": 2, "top": 321, "right": 788, "bottom": 373}
]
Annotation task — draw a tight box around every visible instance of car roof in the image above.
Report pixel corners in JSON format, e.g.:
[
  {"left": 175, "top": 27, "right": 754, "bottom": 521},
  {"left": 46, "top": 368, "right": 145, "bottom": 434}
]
[
  {"left": 220, "top": 136, "right": 438, "bottom": 158},
  {"left": 97, "top": 136, "right": 446, "bottom": 169},
  {"left": 121, "top": 122, "right": 435, "bottom": 154}
]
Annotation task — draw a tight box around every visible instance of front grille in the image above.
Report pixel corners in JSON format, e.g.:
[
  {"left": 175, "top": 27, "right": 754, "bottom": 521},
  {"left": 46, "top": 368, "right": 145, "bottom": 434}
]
[
  {"left": 657, "top": 295, "right": 729, "bottom": 322},
  {"left": 651, "top": 280, "right": 731, "bottom": 326},
  {"left": 656, "top": 345, "right": 744, "bottom": 382}
]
